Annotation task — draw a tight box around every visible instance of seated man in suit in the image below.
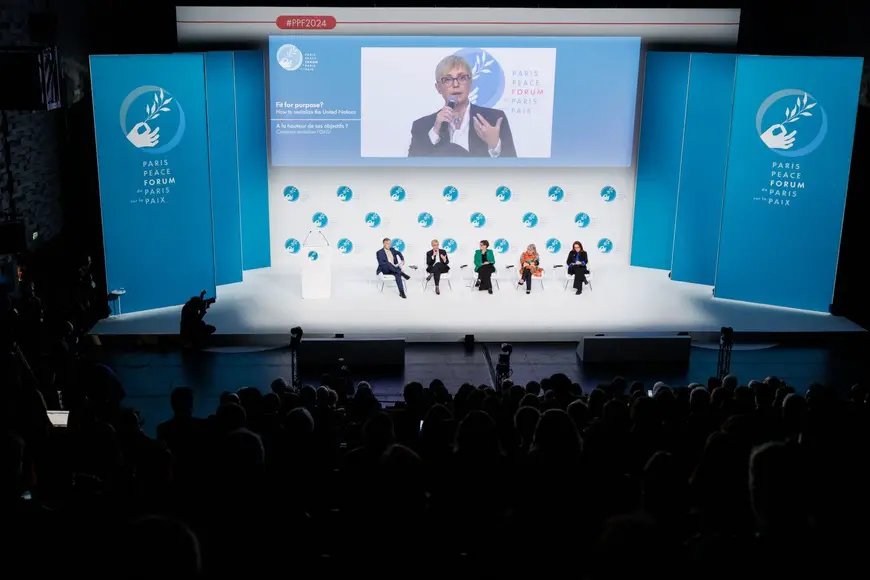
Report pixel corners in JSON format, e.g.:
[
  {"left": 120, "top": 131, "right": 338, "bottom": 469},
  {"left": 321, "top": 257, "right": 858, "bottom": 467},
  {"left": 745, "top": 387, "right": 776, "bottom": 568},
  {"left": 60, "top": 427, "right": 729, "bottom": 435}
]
[
  {"left": 376, "top": 238, "right": 411, "bottom": 299},
  {"left": 408, "top": 55, "right": 517, "bottom": 158},
  {"left": 425, "top": 239, "right": 450, "bottom": 295}
]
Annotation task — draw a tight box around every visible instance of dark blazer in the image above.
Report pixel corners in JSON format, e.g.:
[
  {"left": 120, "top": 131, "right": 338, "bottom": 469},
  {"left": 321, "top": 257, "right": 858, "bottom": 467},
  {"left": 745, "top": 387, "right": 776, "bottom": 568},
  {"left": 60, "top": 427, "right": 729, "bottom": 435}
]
[
  {"left": 376, "top": 247, "right": 404, "bottom": 274},
  {"left": 426, "top": 248, "right": 450, "bottom": 272},
  {"left": 408, "top": 104, "right": 517, "bottom": 158},
  {"left": 567, "top": 250, "right": 589, "bottom": 272}
]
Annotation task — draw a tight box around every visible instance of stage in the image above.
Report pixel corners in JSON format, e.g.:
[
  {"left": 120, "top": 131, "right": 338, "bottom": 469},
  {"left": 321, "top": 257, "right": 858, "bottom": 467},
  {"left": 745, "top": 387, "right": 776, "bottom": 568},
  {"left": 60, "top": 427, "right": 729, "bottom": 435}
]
[{"left": 91, "top": 265, "right": 863, "bottom": 343}]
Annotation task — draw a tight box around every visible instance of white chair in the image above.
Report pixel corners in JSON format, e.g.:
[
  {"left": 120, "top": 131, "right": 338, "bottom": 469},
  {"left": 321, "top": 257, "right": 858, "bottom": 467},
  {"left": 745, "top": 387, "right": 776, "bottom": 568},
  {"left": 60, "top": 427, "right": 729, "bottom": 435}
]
[
  {"left": 513, "top": 265, "right": 545, "bottom": 291},
  {"left": 555, "top": 264, "right": 592, "bottom": 291},
  {"left": 375, "top": 265, "right": 418, "bottom": 293},
  {"left": 422, "top": 270, "right": 452, "bottom": 291},
  {"left": 460, "top": 264, "right": 501, "bottom": 291}
]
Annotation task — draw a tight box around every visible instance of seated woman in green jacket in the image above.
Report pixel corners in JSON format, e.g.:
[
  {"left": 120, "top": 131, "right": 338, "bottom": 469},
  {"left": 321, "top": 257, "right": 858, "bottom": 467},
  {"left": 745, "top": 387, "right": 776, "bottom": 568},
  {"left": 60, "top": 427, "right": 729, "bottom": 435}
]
[{"left": 473, "top": 239, "right": 496, "bottom": 294}]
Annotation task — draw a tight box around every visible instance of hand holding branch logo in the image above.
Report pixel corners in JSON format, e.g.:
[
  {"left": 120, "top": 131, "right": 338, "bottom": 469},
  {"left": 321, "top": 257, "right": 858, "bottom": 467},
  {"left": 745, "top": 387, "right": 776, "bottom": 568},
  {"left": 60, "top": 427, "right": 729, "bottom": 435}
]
[
  {"left": 761, "top": 93, "right": 816, "bottom": 150},
  {"left": 127, "top": 89, "right": 173, "bottom": 149}
]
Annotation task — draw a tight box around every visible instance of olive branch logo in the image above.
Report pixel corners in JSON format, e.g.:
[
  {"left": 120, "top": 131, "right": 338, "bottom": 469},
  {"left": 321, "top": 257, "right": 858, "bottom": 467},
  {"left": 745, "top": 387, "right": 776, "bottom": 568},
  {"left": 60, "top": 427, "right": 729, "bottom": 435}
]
[
  {"left": 468, "top": 50, "right": 494, "bottom": 105},
  {"left": 144, "top": 88, "right": 172, "bottom": 122},
  {"left": 783, "top": 93, "right": 816, "bottom": 124}
]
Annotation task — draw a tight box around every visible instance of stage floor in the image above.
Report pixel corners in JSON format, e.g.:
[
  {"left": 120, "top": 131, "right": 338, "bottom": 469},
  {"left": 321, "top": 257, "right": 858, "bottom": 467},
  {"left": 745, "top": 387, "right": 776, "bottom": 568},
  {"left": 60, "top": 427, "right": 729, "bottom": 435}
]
[{"left": 91, "top": 265, "right": 863, "bottom": 342}]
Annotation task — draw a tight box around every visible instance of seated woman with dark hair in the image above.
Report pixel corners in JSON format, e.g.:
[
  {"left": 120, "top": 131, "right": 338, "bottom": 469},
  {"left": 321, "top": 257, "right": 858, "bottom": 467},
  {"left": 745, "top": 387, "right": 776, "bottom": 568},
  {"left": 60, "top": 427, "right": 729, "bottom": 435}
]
[
  {"left": 473, "top": 240, "right": 496, "bottom": 294},
  {"left": 566, "top": 241, "right": 589, "bottom": 295}
]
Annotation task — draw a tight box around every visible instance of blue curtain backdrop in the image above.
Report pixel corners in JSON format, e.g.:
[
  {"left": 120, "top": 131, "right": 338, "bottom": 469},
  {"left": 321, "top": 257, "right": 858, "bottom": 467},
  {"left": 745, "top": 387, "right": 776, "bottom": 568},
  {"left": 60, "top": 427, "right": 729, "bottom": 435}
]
[
  {"left": 234, "top": 51, "right": 271, "bottom": 271},
  {"left": 631, "top": 52, "right": 690, "bottom": 270},
  {"left": 90, "top": 54, "right": 216, "bottom": 314},
  {"left": 714, "top": 56, "right": 863, "bottom": 312},
  {"left": 670, "top": 53, "right": 736, "bottom": 286},
  {"left": 205, "top": 52, "right": 244, "bottom": 286}
]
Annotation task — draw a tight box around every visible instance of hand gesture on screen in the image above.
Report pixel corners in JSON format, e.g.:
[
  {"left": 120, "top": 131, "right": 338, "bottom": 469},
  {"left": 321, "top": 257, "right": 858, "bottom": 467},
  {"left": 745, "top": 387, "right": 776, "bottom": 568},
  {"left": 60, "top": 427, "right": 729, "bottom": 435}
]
[
  {"left": 434, "top": 107, "right": 456, "bottom": 133},
  {"left": 474, "top": 113, "right": 502, "bottom": 149}
]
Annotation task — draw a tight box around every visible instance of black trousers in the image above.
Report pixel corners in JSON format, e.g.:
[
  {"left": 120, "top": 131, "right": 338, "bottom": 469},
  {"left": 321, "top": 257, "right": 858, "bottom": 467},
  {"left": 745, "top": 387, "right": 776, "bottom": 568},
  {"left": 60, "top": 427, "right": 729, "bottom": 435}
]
[
  {"left": 427, "top": 262, "right": 449, "bottom": 285},
  {"left": 522, "top": 268, "right": 534, "bottom": 291},
  {"left": 476, "top": 263, "right": 495, "bottom": 290},
  {"left": 568, "top": 265, "right": 588, "bottom": 290}
]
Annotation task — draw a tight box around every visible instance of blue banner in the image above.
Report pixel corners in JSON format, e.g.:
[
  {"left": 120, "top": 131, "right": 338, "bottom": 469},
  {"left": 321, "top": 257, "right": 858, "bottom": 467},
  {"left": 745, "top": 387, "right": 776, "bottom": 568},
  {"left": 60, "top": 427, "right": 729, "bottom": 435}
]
[
  {"left": 91, "top": 54, "right": 216, "bottom": 314},
  {"left": 715, "top": 56, "right": 862, "bottom": 312},
  {"left": 671, "top": 53, "right": 736, "bottom": 285}
]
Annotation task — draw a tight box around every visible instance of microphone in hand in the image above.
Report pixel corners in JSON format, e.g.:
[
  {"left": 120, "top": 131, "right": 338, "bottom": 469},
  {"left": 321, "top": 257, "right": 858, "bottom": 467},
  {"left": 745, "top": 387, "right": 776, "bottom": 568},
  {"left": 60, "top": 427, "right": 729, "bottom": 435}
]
[{"left": 437, "top": 97, "right": 457, "bottom": 142}]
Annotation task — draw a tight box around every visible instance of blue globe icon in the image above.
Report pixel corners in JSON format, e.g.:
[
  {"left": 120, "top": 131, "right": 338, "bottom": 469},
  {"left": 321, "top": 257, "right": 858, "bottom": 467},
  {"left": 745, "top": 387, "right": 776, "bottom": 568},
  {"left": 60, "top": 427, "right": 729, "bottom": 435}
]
[
  {"left": 418, "top": 212, "right": 434, "bottom": 228},
  {"left": 312, "top": 212, "right": 329, "bottom": 227},
  {"left": 336, "top": 186, "right": 353, "bottom": 202},
  {"left": 307, "top": 250, "right": 319, "bottom": 261},
  {"left": 600, "top": 186, "right": 617, "bottom": 202},
  {"left": 442, "top": 238, "right": 458, "bottom": 253},
  {"left": 283, "top": 186, "right": 300, "bottom": 202},
  {"left": 470, "top": 212, "right": 486, "bottom": 228},
  {"left": 337, "top": 238, "right": 354, "bottom": 254},
  {"left": 276, "top": 44, "right": 303, "bottom": 72},
  {"left": 546, "top": 238, "right": 562, "bottom": 253},
  {"left": 597, "top": 238, "right": 614, "bottom": 253},
  {"left": 390, "top": 185, "right": 406, "bottom": 201},
  {"left": 284, "top": 238, "right": 301, "bottom": 254},
  {"left": 442, "top": 186, "right": 459, "bottom": 202},
  {"left": 575, "top": 212, "right": 591, "bottom": 228},
  {"left": 522, "top": 212, "right": 539, "bottom": 228},
  {"left": 494, "top": 238, "right": 510, "bottom": 254},
  {"left": 548, "top": 186, "right": 564, "bottom": 202},
  {"left": 391, "top": 238, "right": 406, "bottom": 253},
  {"left": 365, "top": 212, "right": 381, "bottom": 228},
  {"left": 496, "top": 186, "right": 511, "bottom": 202}
]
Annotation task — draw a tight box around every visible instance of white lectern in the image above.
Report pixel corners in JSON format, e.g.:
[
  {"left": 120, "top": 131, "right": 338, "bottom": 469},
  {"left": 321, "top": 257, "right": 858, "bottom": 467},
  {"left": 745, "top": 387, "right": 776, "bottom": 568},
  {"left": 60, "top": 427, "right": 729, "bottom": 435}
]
[{"left": 301, "top": 230, "right": 332, "bottom": 299}]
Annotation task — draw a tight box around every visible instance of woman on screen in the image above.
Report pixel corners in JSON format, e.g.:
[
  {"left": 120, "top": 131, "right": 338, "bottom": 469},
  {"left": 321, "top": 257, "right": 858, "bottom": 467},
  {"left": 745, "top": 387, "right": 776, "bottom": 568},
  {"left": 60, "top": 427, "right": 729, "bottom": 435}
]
[
  {"left": 518, "top": 244, "right": 543, "bottom": 294},
  {"left": 473, "top": 240, "right": 496, "bottom": 294},
  {"left": 566, "top": 241, "right": 589, "bottom": 295}
]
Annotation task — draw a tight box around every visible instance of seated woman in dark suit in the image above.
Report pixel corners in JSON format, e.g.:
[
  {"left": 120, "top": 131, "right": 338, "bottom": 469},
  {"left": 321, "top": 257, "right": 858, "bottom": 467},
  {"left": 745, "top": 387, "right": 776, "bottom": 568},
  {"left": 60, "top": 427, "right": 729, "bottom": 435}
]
[{"left": 566, "top": 241, "right": 589, "bottom": 295}]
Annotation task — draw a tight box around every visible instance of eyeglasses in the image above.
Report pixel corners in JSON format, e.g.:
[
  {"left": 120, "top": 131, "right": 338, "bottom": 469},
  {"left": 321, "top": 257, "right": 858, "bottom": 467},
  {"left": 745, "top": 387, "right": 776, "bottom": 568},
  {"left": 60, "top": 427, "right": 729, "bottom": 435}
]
[{"left": 440, "top": 74, "right": 470, "bottom": 86}]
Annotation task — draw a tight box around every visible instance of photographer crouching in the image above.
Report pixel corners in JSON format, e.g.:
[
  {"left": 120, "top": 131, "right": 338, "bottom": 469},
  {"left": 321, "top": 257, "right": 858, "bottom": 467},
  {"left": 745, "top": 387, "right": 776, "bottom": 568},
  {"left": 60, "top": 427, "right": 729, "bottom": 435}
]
[{"left": 180, "top": 290, "right": 216, "bottom": 348}]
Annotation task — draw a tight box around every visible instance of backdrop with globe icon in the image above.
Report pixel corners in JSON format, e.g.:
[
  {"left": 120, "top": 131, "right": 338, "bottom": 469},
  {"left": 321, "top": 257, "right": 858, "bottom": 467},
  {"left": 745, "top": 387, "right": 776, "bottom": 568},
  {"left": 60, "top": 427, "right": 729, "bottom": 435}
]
[{"left": 268, "top": 168, "right": 633, "bottom": 272}]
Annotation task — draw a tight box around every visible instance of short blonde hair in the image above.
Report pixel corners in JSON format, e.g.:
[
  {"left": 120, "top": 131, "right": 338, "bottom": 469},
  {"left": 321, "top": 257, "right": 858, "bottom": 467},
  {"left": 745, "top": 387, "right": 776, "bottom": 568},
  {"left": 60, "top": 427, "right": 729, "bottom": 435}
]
[
  {"left": 435, "top": 55, "right": 471, "bottom": 81},
  {"left": 431, "top": 239, "right": 439, "bottom": 245}
]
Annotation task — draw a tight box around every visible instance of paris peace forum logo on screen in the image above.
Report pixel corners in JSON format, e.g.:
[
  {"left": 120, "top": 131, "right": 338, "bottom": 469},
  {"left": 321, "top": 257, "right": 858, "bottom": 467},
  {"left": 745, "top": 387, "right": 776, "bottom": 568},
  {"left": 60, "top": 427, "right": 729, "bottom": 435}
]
[
  {"left": 600, "top": 186, "right": 617, "bottom": 202},
  {"left": 121, "top": 86, "right": 185, "bottom": 154},
  {"left": 285, "top": 238, "right": 301, "bottom": 254},
  {"left": 494, "top": 238, "right": 510, "bottom": 254},
  {"left": 276, "top": 44, "right": 304, "bottom": 72},
  {"left": 597, "top": 238, "right": 613, "bottom": 253},
  {"left": 755, "top": 90, "right": 824, "bottom": 208},
  {"left": 443, "top": 186, "right": 459, "bottom": 202},
  {"left": 337, "top": 238, "right": 354, "bottom": 254},
  {"left": 418, "top": 212, "right": 434, "bottom": 228},
  {"left": 546, "top": 238, "right": 561, "bottom": 254},
  {"left": 496, "top": 186, "right": 511, "bottom": 202},
  {"left": 470, "top": 212, "right": 486, "bottom": 228},
  {"left": 452, "top": 48, "right": 505, "bottom": 108},
  {"left": 442, "top": 238, "right": 458, "bottom": 253},
  {"left": 522, "top": 212, "right": 538, "bottom": 228},
  {"left": 390, "top": 186, "right": 406, "bottom": 202},
  {"left": 284, "top": 186, "right": 300, "bottom": 202},
  {"left": 391, "top": 238, "right": 406, "bottom": 253},
  {"left": 575, "top": 212, "right": 591, "bottom": 228},
  {"left": 365, "top": 212, "right": 382, "bottom": 228},
  {"left": 548, "top": 186, "right": 564, "bottom": 202},
  {"left": 307, "top": 250, "right": 319, "bottom": 261},
  {"left": 337, "top": 186, "right": 353, "bottom": 202},
  {"left": 312, "top": 212, "right": 329, "bottom": 227}
]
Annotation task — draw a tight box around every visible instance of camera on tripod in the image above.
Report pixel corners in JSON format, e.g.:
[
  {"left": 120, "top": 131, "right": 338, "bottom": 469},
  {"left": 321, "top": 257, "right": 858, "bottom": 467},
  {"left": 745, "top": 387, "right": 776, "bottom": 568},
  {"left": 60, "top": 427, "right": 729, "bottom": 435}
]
[{"left": 496, "top": 343, "right": 513, "bottom": 384}]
